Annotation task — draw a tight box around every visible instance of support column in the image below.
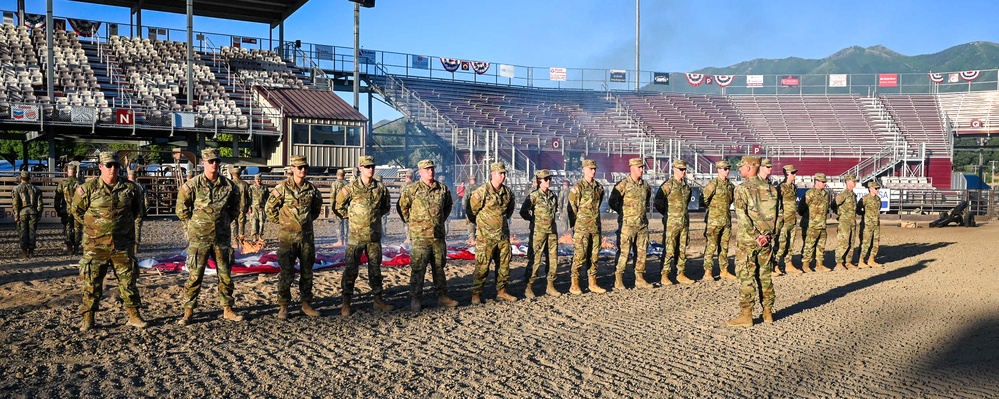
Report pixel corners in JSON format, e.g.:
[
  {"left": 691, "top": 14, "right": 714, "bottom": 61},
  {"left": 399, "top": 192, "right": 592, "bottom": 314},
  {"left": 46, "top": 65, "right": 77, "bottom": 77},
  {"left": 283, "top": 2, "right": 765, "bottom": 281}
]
[
  {"left": 187, "top": 0, "right": 194, "bottom": 108},
  {"left": 17, "top": 0, "right": 24, "bottom": 28},
  {"left": 367, "top": 91, "right": 373, "bottom": 150},
  {"left": 278, "top": 22, "right": 285, "bottom": 59},
  {"left": 48, "top": 133, "right": 55, "bottom": 172},
  {"left": 46, "top": 0, "right": 54, "bottom": 101},
  {"left": 21, "top": 139, "right": 28, "bottom": 171}
]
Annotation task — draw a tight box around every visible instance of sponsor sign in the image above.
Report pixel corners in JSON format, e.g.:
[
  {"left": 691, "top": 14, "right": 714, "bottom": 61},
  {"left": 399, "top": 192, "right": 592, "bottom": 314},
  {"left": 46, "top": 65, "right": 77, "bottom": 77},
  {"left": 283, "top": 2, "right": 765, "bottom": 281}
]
[
  {"left": 358, "top": 49, "right": 375, "bottom": 64},
  {"left": 71, "top": 106, "right": 96, "bottom": 123},
  {"left": 499, "top": 64, "right": 515, "bottom": 78},
  {"left": 855, "top": 188, "right": 890, "bottom": 212},
  {"left": 751, "top": 144, "right": 763, "bottom": 155},
  {"left": 781, "top": 75, "right": 799, "bottom": 86},
  {"left": 549, "top": 67, "right": 567, "bottom": 81},
  {"left": 948, "top": 73, "right": 959, "bottom": 83},
  {"left": 410, "top": 54, "right": 429, "bottom": 69},
  {"left": 878, "top": 73, "right": 898, "bottom": 87},
  {"left": 746, "top": 74, "right": 764, "bottom": 87},
  {"left": 552, "top": 137, "right": 561, "bottom": 149},
  {"left": 970, "top": 118, "right": 983, "bottom": 128},
  {"left": 173, "top": 112, "right": 195, "bottom": 128},
  {"left": 316, "top": 45, "right": 333, "bottom": 61},
  {"left": 115, "top": 109, "right": 134, "bottom": 125},
  {"left": 11, "top": 105, "right": 39, "bottom": 121},
  {"left": 653, "top": 72, "right": 670, "bottom": 85},
  {"left": 609, "top": 70, "right": 627, "bottom": 82},
  {"left": 829, "top": 74, "right": 848, "bottom": 87}
]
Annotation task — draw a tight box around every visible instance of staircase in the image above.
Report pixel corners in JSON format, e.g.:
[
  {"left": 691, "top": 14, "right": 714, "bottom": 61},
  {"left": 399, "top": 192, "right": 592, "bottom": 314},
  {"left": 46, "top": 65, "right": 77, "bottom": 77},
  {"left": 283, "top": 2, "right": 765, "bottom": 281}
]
[{"left": 844, "top": 96, "right": 921, "bottom": 182}]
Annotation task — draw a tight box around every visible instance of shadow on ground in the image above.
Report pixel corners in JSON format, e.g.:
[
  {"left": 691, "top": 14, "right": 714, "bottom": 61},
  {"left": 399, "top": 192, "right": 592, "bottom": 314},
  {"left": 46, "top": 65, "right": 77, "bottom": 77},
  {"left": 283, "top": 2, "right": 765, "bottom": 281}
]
[{"left": 781, "top": 259, "right": 931, "bottom": 319}]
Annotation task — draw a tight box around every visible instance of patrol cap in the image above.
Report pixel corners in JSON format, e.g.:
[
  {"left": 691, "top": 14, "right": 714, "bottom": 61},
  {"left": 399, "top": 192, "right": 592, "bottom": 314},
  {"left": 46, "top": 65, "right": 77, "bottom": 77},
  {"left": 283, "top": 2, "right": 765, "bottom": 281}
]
[
  {"left": 99, "top": 151, "right": 119, "bottom": 164},
  {"left": 761, "top": 158, "right": 773, "bottom": 167},
  {"left": 19, "top": 171, "right": 29, "bottom": 179},
  {"left": 358, "top": 155, "right": 375, "bottom": 167},
  {"left": 628, "top": 158, "right": 645, "bottom": 167},
  {"left": 673, "top": 159, "right": 688, "bottom": 169},
  {"left": 417, "top": 159, "right": 435, "bottom": 169},
  {"left": 290, "top": 155, "right": 309, "bottom": 167},
  {"left": 867, "top": 180, "right": 881, "bottom": 189},
  {"left": 253, "top": 174, "right": 261, "bottom": 180},
  {"left": 843, "top": 174, "right": 857, "bottom": 181},
  {"left": 783, "top": 164, "right": 798, "bottom": 173},
  {"left": 201, "top": 148, "right": 221, "bottom": 162},
  {"left": 535, "top": 169, "right": 551, "bottom": 179},
  {"left": 581, "top": 159, "right": 597, "bottom": 169},
  {"left": 490, "top": 162, "right": 507, "bottom": 173},
  {"left": 66, "top": 163, "right": 77, "bottom": 171},
  {"left": 736, "top": 155, "right": 760, "bottom": 167},
  {"left": 127, "top": 169, "right": 136, "bottom": 176},
  {"left": 715, "top": 160, "right": 731, "bottom": 169},
  {"left": 336, "top": 169, "right": 345, "bottom": 176},
  {"left": 229, "top": 165, "right": 242, "bottom": 173},
  {"left": 814, "top": 173, "right": 828, "bottom": 182}
]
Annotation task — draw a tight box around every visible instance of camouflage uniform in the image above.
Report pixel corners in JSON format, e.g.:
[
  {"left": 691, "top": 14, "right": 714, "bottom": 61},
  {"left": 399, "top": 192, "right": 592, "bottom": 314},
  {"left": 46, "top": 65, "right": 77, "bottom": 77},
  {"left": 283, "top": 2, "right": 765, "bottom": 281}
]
[
  {"left": 73, "top": 154, "right": 145, "bottom": 314},
  {"left": 247, "top": 178, "right": 268, "bottom": 240},
  {"left": 568, "top": 174, "right": 604, "bottom": 279},
  {"left": 834, "top": 178, "right": 858, "bottom": 267},
  {"left": 397, "top": 162, "right": 454, "bottom": 302},
  {"left": 701, "top": 172, "right": 735, "bottom": 277},
  {"left": 266, "top": 156, "right": 323, "bottom": 306},
  {"left": 654, "top": 171, "right": 692, "bottom": 278},
  {"left": 799, "top": 175, "right": 831, "bottom": 267},
  {"left": 130, "top": 174, "right": 147, "bottom": 248},
  {"left": 176, "top": 159, "right": 244, "bottom": 310},
  {"left": 858, "top": 184, "right": 882, "bottom": 264},
  {"left": 466, "top": 163, "right": 516, "bottom": 296},
  {"left": 608, "top": 167, "right": 652, "bottom": 284},
  {"left": 520, "top": 172, "right": 560, "bottom": 285},
  {"left": 733, "top": 162, "right": 778, "bottom": 314},
  {"left": 334, "top": 160, "right": 393, "bottom": 300},
  {"left": 229, "top": 170, "right": 251, "bottom": 241},
  {"left": 56, "top": 166, "right": 84, "bottom": 254},
  {"left": 774, "top": 166, "right": 799, "bottom": 267},
  {"left": 12, "top": 173, "right": 43, "bottom": 255},
  {"left": 329, "top": 175, "right": 349, "bottom": 244}
]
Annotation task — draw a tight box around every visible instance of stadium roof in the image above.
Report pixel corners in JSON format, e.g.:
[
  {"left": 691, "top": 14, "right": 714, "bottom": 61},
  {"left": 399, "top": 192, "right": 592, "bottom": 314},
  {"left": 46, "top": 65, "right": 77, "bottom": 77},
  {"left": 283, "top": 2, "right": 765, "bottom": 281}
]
[
  {"left": 71, "top": 0, "right": 309, "bottom": 27},
  {"left": 258, "top": 87, "right": 367, "bottom": 122}
]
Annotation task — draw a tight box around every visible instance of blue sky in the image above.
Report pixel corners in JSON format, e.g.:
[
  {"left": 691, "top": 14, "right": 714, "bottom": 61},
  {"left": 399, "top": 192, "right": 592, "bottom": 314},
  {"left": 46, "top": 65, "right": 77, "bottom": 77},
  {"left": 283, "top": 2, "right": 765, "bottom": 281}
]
[{"left": 10, "top": 0, "right": 999, "bottom": 120}]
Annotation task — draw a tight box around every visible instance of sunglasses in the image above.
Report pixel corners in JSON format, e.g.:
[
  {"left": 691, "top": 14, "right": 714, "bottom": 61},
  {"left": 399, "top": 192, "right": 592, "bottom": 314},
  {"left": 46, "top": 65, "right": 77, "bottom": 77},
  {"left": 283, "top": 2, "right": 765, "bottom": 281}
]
[
  {"left": 541, "top": 177, "right": 551, "bottom": 181},
  {"left": 103, "top": 162, "right": 119, "bottom": 169},
  {"left": 294, "top": 165, "right": 308, "bottom": 170},
  {"left": 720, "top": 167, "right": 730, "bottom": 170},
  {"left": 359, "top": 165, "right": 374, "bottom": 169},
  {"left": 205, "top": 159, "right": 221, "bottom": 164},
  {"left": 676, "top": 168, "right": 687, "bottom": 171}
]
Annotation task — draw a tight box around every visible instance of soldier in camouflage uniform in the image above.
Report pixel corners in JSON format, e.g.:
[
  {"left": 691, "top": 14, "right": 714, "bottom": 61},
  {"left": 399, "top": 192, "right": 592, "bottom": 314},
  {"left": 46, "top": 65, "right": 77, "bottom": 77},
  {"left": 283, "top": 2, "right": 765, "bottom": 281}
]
[
  {"left": 175, "top": 148, "right": 246, "bottom": 326},
  {"left": 329, "top": 169, "right": 349, "bottom": 245},
  {"left": 609, "top": 158, "right": 653, "bottom": 290},
  {"left": 247, "top": 174, "right": 268, "bottom": 242},
  {"left": 834, "top": 174, "right": 859, "bottom": 270},
  {"left": 464, "top": 175, "right": 477, "bottom": 244},
  {"left": 12, "top": 171, "right": 43, "bottom": 258},
  {"left": 726, "top": 156, "right": 778, "bottom": 327},
  {"left": 466, "top": 162, "right": 518, "bottom": 303},
  {"left": 397, "top": 160, "right": 459, "bottom": 311},
  {"left": 228, "top": 166, "right": 251, "bottom": 247},
  {"left": 266, "top": 155, "right": 324, "bottom": 319},
  {"left": 655, "top": 160, "right": 694, "bottom": 284},
  {"left": 799, "top": 173, "right": 831, "bottom": 272},
  {"left": 568, "top": 160, "right": 607, "bottom": 295},
  {"left": 857, "top": 181, "right": 883, "bottom": 267},
  {"left": 520, "top": 169, "right": 562, "bottom": 298},
  {"left": 56, "top": 163, "right": 84, "bottom": 255},
  {"left": 73, "top": 152, "right": 148, "bottom": 332},
  {"left": 774, "top": 165, "right": 801, "bottom": 273},
  {"left": 334, "top": 155, "right": 395, "bottom": 315},
  {"left": 126, "top": 169, "right": 147, "bottom": 253},
  {"left": 701, "top": 160, "right": 736, "bottom": 280}
]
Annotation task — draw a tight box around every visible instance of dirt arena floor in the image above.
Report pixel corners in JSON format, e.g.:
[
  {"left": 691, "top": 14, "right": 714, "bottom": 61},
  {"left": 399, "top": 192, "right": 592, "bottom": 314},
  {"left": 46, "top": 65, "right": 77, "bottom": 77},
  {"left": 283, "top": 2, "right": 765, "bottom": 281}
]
[{"left": 1, "top": 213, "right": 997, "bottom": 398}]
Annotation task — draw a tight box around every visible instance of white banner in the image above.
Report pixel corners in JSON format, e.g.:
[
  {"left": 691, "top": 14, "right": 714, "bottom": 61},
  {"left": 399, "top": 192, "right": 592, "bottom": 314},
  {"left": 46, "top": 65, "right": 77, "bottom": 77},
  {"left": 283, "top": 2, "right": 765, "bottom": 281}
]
[
  {"left": 71, "top": 106, "right": 96, "bottom": 123},
  {"left": 499, "top": 64, "right": 515, "bottom": 78},
  {"left": 549, "top": 67, "right": 567, "bottom": 81},
  {"left": 746, "top": 75, "right": 764, "bottom": 87},
  {"left": 172, "top": 112, "right": 196, "bottom": 128},
  {"left": 829, "top": 74, "right": 848, "bottom": 87},
  {"left": 854, "top": 187, "right": 891, "bottom": 212}
]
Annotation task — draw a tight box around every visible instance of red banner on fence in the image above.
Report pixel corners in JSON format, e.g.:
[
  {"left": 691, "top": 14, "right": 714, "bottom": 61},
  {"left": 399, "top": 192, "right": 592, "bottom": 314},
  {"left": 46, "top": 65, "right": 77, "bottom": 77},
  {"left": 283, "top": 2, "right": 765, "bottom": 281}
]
[{"left": 878, "top": 74, "right": 898, "bottom": 87}]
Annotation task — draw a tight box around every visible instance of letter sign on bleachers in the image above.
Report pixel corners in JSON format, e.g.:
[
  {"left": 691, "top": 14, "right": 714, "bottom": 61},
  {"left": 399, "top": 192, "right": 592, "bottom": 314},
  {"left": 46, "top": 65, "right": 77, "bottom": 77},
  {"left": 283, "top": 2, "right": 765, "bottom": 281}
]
[
  {"left": 552, "top": 137, "right": 561, "bottom": 149},
  {"left": 116, "top": 109, "right": 134, "bottom": 125},
  {"left": 751, "top": 144, "right": 762, "bottom": 154}
]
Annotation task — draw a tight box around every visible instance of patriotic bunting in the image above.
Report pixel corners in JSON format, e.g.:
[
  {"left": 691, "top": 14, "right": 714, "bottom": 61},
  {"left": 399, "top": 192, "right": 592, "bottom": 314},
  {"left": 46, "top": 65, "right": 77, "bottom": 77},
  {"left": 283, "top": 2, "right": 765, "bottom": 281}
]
[
  {"left": 22, "top": 13, "right": 45, "bottom": 29},
  {"left": 928, "top": 73, "right": 944, "bottom": 84},
  {"left": 714, "top": 75, "right": 734, "bottom": 87},
  {"left": 960, "top": 70, "right": 980, "bottom": 82},
  {"left": 470, "top": 61, "right": 490, "bottom": 75},
  {"left": 440, "top": 58, "right": 460, "bottom": 72},
  {"left": 685, "top": 73, "right": 705, "bottom": 86},
  {"left": 67, "top": 18, "right": 101, "bottom": 37}
]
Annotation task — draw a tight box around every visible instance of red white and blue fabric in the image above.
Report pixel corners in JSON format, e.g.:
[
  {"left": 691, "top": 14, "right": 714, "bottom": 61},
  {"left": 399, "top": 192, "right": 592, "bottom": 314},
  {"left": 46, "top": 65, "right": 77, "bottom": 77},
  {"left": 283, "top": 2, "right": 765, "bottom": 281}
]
[
  {"left": 22, "top": 13, "right": 45, "bottom": 28},
  {"left": 714, "top": 75, "right": 734, "bottom": 87},
  {"left": 441, "top": 58, "right": 461, "bottom": 72},
  {"left": 67, "top": 18, "right": 101, "bottom": 37},
  {"left": 685, "top": 73, "right": 705, "bottom": 86},
  {"left": 471, "top": 61, "right": 490, "bottom": 75},
  {"left": 960, "top": 70, "right": 980, "bottom": 82},
  {"left": 928, "top": 73, "right": 944, "bottom": 84}
]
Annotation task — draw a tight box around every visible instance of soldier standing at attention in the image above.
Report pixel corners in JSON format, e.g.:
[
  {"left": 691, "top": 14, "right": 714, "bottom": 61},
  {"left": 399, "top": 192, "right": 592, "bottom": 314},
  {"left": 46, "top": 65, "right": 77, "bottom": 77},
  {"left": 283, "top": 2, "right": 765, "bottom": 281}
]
[
  {"left": 857, "top": 181, "right": 883, "bottom": 267},
  {"left": 175, "top": 148, "right": 246, "bottom": 325},
  {"left": 247, "top": 174, "right": 268, "bottom": 242},
  {"left": 397, "top": 160, "right": 459, "bottom": 311},
  {"left": 757, "top": 159, "right": 778, "bottom": 276},
  {"left": 228, "top": 166, "right": 251, "bottom": 247},
  {"left": 799, "top": 173, "right": 831, "bottom": 272},
  {"left": 519, "top": 169, "right": 562, "bottom": 298},
  {"left": 334, "top": 155, "right": 395, "bottom": 315},
  {"left": 701, "top": 160, "right": 736, "bottom": 280},
  {"left": 56, "top": 163, "right": 84, "bottom": 255},
  {"left": 125, "top": 169, "right": 147, "bottom": 253},
  {"left": 568, "top": 160, "right": 607, "bottom": 295},
  {"left": 727, "top": 156, "right": 778, "bottom": 327},
  {"left": 834, "top": 175, "right": 859, "bottom": 271},
  {"left": 608, "top": 158, "right": 653, "bottom": 290},
  {"left": 655, "top": 160, "right": 693, "bottom": 284},
  {"left": 73, "top": 152, "right": 148, "bottom": 332},
  {"left": 266, "top": 155, "right": 324, "bottom": 319},
  {"left": 467, "top": 162, "right": 517, "bottom": 304},
  {"left": 774, "top": 165, "right": 801, "bottom": 274},
  {"left": 329, "top": 169, "right": 349, "bottom": 245},
  {"left": 12, "top": 171, "right": 42, "bottom": 258}
]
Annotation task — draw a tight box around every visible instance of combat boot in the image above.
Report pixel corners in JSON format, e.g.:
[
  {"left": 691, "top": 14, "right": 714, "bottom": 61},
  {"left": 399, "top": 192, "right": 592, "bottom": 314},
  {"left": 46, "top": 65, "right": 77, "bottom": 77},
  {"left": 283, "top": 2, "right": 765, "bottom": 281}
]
[
  {"left": 614, "top": 273, "right": 625, "bottom": 290},
  {"left": 470, "top": 293, "right": 483, "bottom": 305},
  {"left": 524, "top": 280, "right": 536, "bottom": 299},
  {"left": 763, "top": 307, "right": 774, "bottom": 323},
  {"left": 786, "top": 264, "right": 804, "bottom": 274},
  {"left": 635, "top": 271, "right": 653, "bottom": 289},
  {"left": 277, "top": 304, "right": 289, "bottom": 320},
  {"left": 816, "top": 263, "right": 830, "bottom": 272},
  {"left": 546, "top": 280, "right": 562, "bottom": 297},
  {"left": 340, "top": 296, "right": 353, "bottom": 316},
  {"left": 19, "top": 250, "right": 27, "bottom": 259},
  {"left": 223, "top": 306, "right": 244, "bottom": 322},
  {"left": 720, "top": 268, "right": 738, "bottom": 279},
  {"left": 833, "top": 263, "right": 847, "bottom": 271},
  {"left": 802, "top": 262, "right": 813, "bottom": 273},
  {"left": 869, "top": 259, "right": 882, "bottom": 267},
  {"left": 588, "top": 276, "right": 607, "bottom": 294},
  {"left": 437, "top": 295, "right": 458, "bottom": 307},
  {"left": 177, "top": 308, "right": 194, "bottom": 326},
  {"left": 80, "top": 312, "right": 94, "bottom": 332},
  {"left": 676, "top": 272, "right": 695, "bottom": 285},
  {"left": 410, "top": 297, "right": 422, "bottom": 312},
  {"left": 857, "top": 260, "right": 869, "bottom": 268},
  {"left": 772, "top": 265, "right": 784, "bottom": 277},
  {"left": 302, "top": 301, "right": 321, "bottom": 317},
  {"left": 126, "top": 307, "right": 149, "bottom": 329},
  {"left": 495, "top": 288, "right": 517, "bottom": 302},
  {"left": 64, "top": 244, "right": 73, "bottom": 256},
  {"left": 27, "top": 250, "right": 33, "bottom": 258},
  {"left": 569, "top": 276, "right": 583, "bottom": 295},
  {"left": 373, "top": 294, "right": 395, "bottom": 311},
  {"left": 726, "top": 308, "right": 754, "bottom": 327},
  {"left": 845, "top": 262, "right": 859, "bottom": 270}
]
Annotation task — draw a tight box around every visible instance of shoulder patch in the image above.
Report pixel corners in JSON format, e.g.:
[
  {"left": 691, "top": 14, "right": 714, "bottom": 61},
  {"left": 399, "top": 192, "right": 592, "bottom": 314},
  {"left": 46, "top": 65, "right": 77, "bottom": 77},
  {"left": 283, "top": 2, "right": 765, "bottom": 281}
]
[
  {"left": 76, "top": 186, "right": 84, "bottom": 196},
  {"left": 180, "top": 183, "right": 190, "bottom": 192}
]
